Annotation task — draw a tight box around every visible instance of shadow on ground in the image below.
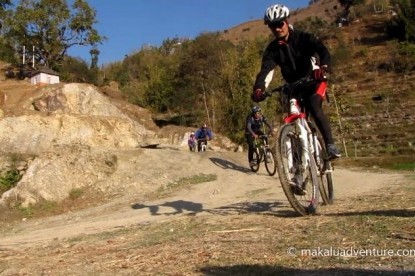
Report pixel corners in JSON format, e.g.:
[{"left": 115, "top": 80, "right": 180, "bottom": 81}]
[
  {"left": 131, "top": 199, "right": 299, "bottom": 217},
  {"left": 325, "top": 209, "right": 415, "bottom": 218},
  {"left": 209, "top": 157, "right": 252, "bottom": 173},
  {"left": 198, "top": 264, "right": 414, "bottom": 275}
]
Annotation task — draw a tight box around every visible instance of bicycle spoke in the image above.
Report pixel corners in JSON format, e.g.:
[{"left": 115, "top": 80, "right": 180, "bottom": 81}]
[{"left": 275, "top": 124, "right": 319, "bottom": 216}]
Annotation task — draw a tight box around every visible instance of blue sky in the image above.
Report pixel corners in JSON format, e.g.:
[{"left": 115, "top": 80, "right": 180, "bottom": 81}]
[{"left": 69, "top": 1, "right": 310, "bottom": 66}]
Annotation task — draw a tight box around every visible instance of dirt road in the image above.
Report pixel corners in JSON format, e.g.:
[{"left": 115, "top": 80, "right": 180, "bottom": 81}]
[{"left": 0, "top": 147, "right": 404, "bottom": 250}]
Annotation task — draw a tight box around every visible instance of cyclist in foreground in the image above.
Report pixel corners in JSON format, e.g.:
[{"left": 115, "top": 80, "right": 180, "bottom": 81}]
[
  {"left": 245, "top": 106, "right": 273, "bottom": 167},
  {"left": 194, "top": 123, "right": 214, "bottom": 152},
  {"left": 251, "top": 4, "right": 341, "bottom": 162}
]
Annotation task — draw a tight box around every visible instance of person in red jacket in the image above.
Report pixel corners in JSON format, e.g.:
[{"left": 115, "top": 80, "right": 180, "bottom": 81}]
[{"left": 251, "top": 4, "right": 341, "bottom": 161}]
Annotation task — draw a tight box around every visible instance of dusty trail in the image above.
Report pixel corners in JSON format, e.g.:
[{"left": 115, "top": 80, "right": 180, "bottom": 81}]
[{"left": 0, "top": 148, "right": 404, "bottom": 249}]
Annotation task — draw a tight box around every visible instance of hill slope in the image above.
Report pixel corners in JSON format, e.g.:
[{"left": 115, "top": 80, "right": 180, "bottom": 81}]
[
  {"left": 221, "top": 0, "right": 338, "bottom": 43},
  {"left": 222, "top": 1, "right": 415, "bottom": 163}
]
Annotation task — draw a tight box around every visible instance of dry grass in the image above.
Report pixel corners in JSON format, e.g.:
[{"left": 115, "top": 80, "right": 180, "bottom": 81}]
[
  {"left": 0, "top": 186, "right": 108, "bottom": 227},
  {"left": 1, "top": 174, "right": 414, "bottom": 275}
]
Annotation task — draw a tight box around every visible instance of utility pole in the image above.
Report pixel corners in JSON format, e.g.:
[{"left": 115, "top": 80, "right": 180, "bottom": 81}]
[
  {"left": 32, "top": 46, "right": 35, "bottom": 68},
  {"left": 22, "top": 45, "right": 25, "bottom": 64}
]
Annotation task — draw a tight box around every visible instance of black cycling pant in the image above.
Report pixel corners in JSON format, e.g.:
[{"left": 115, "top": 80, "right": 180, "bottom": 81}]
[
  {"left": 290, "top": 82, "right": 334, "bottom": 146},
  {"left": 197, "top": 139, "right": 207, "bottom": 152},
  {"left": 303, "top": 93, "right": 334, "bottom": 145},
  {"left": 245, "top": 131, "right": 265, "bottom": 162}
]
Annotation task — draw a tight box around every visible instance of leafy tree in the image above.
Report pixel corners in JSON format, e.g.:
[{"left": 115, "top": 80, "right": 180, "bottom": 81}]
[
  {"left": 294, "top": 16, "right": 331, "bottom": 39},
  {"left": 388, "top": 0, "right": 415, "bottom": 42},
  {"left": 0, "top": 0, "right": 11, "bottom": 21},
  {"left": 4, "top": 0, "right": 104, "bottom": 69},
  {"left": 117, "top": 45, "right": 177, "bottom": 111},
  {"left": 173, "top": 32, "right": 234, "bottom": 128},
  {"left": 0, "top": 0, "right": 11, "bottom": 10},
  {"left": 337, "top": 0, "right": 365, "bottom": 23},
  {"left": 0, "top": 2, "right": 17, "bottom": 63},
  {"left": 215, "top": 40, "right": 262, "bottom": 143},
  {"left": 0, "top": 38, "right": 16, "bottom": 62},
  {"left": 59, "top": 55, "right": 98, "bottom": 84}
]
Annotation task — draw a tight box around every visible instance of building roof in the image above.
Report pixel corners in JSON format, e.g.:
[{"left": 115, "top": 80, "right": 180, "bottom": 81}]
[{"left": 30, "top": 67, "right": 60, "bottom": 77}]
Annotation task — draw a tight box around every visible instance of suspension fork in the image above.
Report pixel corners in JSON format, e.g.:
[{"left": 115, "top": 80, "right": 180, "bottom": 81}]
[
  {"left": 297, "top": 118, "right": 312, "bottom": 170},
  {"left": 307, "top": 121, "right": 322, "bottom": 169},
  {"left": 284, "top": 119, "right": 310, "bottom": 172}
]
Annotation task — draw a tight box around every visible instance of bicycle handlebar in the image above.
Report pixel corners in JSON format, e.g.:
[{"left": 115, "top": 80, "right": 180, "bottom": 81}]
[
  {"left": 254, "top": 134, "right": 272, "bottom": 141},
  {"left": 264, "top": 77, "right": 317, "bottom": 98}
]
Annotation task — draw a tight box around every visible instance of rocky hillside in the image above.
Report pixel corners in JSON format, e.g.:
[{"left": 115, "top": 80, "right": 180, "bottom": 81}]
[
  {"left": 325, "top": 14, "right": 415, "bottom": 160},
  {"left": 0, "top": 70, "right": 237, "bottom": 208}
]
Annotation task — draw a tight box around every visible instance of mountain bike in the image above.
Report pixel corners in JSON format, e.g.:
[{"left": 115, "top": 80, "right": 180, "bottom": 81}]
[
  {"left": 198, "top": 139, "right": 207, "bottom": 152},
  {"left": 266, "top": 77, "right": 334, "bottom": 215},
  {"left": 249, "top": 133, "right": 277, "bottom": 176}
]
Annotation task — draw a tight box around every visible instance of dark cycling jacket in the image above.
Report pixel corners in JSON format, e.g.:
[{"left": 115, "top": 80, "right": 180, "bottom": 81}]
[
  {"left": 245, "top": 114, "right": 271, "bottom": 136},
  {"left": 195, "top": 128, "right": 213, "bottom": 140},
  {"left": 253, "top": 29, "right": 331, "bottom": 90}
]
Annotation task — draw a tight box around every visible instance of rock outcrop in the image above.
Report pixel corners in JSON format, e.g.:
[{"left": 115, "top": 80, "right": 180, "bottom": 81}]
[{"left": 0, "top": 83, "right": 157, "bottom": 207}]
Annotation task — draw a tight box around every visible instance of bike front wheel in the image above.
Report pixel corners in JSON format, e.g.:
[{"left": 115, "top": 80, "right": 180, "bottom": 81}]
[
  {"left": 275, "top": 123, "right": 320, "bottom": 216},
  {"left": 264, "top": 148, "right": 277, "bottom": 176},
  {"left": 250, "top": 148, "right": 261, "bottom": 172}
]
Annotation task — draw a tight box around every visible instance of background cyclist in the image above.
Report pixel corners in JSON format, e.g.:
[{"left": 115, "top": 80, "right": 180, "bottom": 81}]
[
  {"left": 194, "top": 123, "right": 214, "bottom": 152},
  {"left": 188, "top": 132, "right": 197, "bottom": 151},
  {"left": 245, "top": 106, "right": 273, "bottom": 167}
]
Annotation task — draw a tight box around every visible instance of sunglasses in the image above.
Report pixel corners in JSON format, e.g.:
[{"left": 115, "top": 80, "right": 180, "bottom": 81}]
[{"left": 268, "top": 20, "right": 285, "bottom": 29}]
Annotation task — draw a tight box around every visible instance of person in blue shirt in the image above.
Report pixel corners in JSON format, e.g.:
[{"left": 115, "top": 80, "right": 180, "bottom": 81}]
[{"left": 194, "top": 123, "right": 214, "bottom": 152}]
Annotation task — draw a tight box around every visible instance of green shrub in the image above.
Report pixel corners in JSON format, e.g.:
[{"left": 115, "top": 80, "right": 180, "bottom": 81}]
[
  {"left": 69, "top": 188, "right": 84, "bottom": 200},
  {"left": 0, "top": 170, "right": 21, "bottom": 194}
]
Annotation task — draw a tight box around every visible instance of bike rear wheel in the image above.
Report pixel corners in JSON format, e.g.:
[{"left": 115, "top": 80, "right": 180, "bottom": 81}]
[
  {"left": 250, "top": 148, "right": 261, "bottom": 172},
  {"left": 275, "top": 123, "right": 320, "bottom": 215},
  {"left": 264, "top": 148, "right": 277, "bottom": 176}
]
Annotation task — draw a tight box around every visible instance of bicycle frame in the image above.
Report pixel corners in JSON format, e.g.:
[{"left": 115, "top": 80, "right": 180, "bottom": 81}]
[
  {"left": 268, "top": 77, "right": 329, "bottom": 215},
  {"left": 250, "top": 133, "right": 277, "bottom": 176},
  {"left": 198, "top": 139, "right": 207, "bottom": 152},
  {"left": 270, "top": 78, "right": 324, "bottom": 173},
  {"left": 255, "top": 135, "right": 268, "bottom": 150},
  {"left": 283, "top": 101, "right": 319, "bottom": 175}
]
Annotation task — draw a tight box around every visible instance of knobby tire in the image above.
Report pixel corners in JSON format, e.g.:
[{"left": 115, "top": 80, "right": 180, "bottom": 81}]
[
  {"left": 250, "top": 148, "right": 260, "bottom": 172},
  {"left": 275, "top": 123, "right": 320, "bottom": 216},
  {"left": 264, "top": 148, "right": 277, "bottom": 176}
]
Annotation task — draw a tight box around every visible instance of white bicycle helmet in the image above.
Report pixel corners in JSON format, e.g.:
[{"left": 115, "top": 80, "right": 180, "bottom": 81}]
[
  {"left": 252, "top": 106, "right": 261, "bottom": 114},
  {"left": 264, "top": 4, "right": 290, "bottom": 24}
]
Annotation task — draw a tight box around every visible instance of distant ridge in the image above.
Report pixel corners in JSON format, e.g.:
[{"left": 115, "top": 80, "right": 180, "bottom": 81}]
[{"left": 221, "top": 0, "right": 339, "bottom": 44}]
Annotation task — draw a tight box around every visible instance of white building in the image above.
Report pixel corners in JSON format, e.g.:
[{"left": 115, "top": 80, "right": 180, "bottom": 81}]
[{"left": 30, "top": 67, "right": 60, "bottom": 86}]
